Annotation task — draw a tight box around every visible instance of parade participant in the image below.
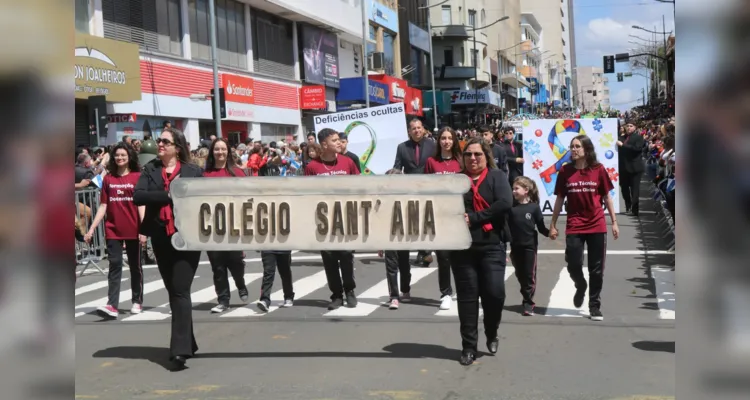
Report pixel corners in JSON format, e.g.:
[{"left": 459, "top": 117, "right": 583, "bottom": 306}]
[
  {"left": 393, "top": 118, "right": 436, "bottom": 267},
  {"left": 202, "top": 138, "right": 249, "bottom": 313},
  {"left": 379, "top": 169, "right": 412, "bottom": 309},
  {"left": 508, "top": 176, "right": 550, "bottom": 316},
  {"left": 549, "top": 135, "right": 618, "bottom": 322},
  {"left": 479, "top": 125, "right": 508, "bottom": 173},
  {"left": 452, "top": 138, "right": 513, "bottom": 365},
  {"left": 134, "top": 128, "right": 203, "bottom": 369},
  {"left": 424, "top": 126, "right": 462, "bottom": 310},
  {"left": 502, "top": 126, "right": 523, "bottom": 184},
  {"left": 304, "top": 128, "right": 360, "bottom": 310},
  {"left": 338, "top": 132, "right": 361, "bottom": 174},
  {"left": 617, "top": 120, "right": 646, "bottom": 216},
  {"left": 84, "top": 143, "right": 146, "bottom": 318}
]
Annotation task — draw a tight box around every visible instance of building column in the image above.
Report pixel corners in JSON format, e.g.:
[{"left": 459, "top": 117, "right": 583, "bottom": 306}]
[
  {"left": 245, "top": 5, "right": 254, "bottom": 72},
  {"left": 292, "top": 21, "right": 300, "bottom": 81},
  {"left": 90, "top": 0, "right": 103, "bottom": 36},
  {"left": 183, "top": 119, "right": 201, "bottom": 150},
  {"left": 180, "top": 0, "right": 192, "bottom": 59}
]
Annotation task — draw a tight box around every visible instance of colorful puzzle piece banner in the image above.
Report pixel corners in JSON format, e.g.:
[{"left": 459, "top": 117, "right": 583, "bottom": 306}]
[{"left": 521, "top": 118, "right": 621, "bottom": 215}]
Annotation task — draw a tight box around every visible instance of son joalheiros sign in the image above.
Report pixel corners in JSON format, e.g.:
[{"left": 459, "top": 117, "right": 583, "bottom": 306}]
[
  {"left": 169, "top": 175, "right": 472, "bottom": 251},
  {"left": 74, "top": 33, "right": 142, "bottom": 103}
]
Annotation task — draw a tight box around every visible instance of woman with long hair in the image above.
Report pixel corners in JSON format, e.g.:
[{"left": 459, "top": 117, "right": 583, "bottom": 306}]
[
  {"left": 452, "top": 138, "right": 513, "bottom": 365},
  {"left": 549, "top": 135, "right": 618, "bottom": 322},
  {"left": 423, "top": 126, "right": 462, "bottom": 311},
  {"left": 84, "top": 143, "right": 146, "bottom": 318},
  {"left": 134, "top": 128, "right": 204, "bottom": 369},
  {"left": 203, "top": 138, "right": 249, "bottom": 313}
]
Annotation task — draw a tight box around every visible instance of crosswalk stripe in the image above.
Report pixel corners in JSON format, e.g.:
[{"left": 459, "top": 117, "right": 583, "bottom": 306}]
[
  {"left": 651, "top": 267, "right": 675, "bottom": 320},
  {"left": 75, "top": 278, "right": 128, "bottom": 297},
  {"left": 74, "top": 279, "right": 167, "bottom": 318},
  {"left": 435, "top": 266, "right": 515, "bottom": 317},
  {"left": 543, "top": 268, "right": 591, "bottom": 317},
  {"left": 324, "top": 267, "right": 437, "bottom": 317},
  {"left": 222, "top": 270, "right": 329, "bottom": 318},
  {"left": 123, "top": 273, "right": 263, "bottom": 321}
]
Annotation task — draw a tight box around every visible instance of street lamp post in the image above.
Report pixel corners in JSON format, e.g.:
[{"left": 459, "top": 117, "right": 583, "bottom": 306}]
[
  {"left": 209, "top": 0, "right": 222, "bottom": 138},
  {"left": 467, "top": 16, "right": 509, "bottom": 124},
  {"left": 419, "top": 0, "right": 450, "bottom": 130},
  {"left": 361, "top": 0, "right": 370, "bottom": 109}
]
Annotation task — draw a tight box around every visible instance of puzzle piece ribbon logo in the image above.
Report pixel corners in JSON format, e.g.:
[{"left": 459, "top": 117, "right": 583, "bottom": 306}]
[
  {"left": 539, "top": 120, "right": 586, "bottom": 195},
  {"left": 344, "top": 121, "right": 377, "bottom": 175}
]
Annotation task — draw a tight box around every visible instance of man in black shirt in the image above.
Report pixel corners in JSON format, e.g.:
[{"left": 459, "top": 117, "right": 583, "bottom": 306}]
[
  {"left": 480, "top": 125, "right": 508, "bottom": 173},
  {"left": 339, "top": 133, "right": 361, "bottom": 174},
  {"left": 502, "top": 126, "right": 524, "bottom": 184}
]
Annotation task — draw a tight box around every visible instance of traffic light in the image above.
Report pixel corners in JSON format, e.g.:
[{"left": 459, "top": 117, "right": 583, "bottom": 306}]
[
  {"left": 617, "top": 73, "right": 624, "bottom": 82},
  {"left": 211, "top": 88, "right": 226, "bottom": 120},
  {"left": 603, "top": 55, "right": 615, "bottom": 73}
]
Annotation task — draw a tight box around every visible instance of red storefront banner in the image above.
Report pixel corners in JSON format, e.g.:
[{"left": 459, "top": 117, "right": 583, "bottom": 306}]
[
  {"left": 222, "top": 73, "right": 255, "bottom": 104},
  {"left": 368, "top": 74, "right": 409, "bottom": 103},
  {"left": 405, "top": 87, "right": 423, "bottom": 116},
  {"left": 299, "top": 85, "right": 326, "bottom": 109}
]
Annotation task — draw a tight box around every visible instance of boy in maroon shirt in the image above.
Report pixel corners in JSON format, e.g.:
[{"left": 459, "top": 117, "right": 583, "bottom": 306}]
[{"left": 304, "top": 128, "right": 359, "bottom": 310}]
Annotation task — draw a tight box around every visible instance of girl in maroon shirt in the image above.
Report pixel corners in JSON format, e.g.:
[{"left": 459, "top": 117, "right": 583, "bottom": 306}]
[
  {"left": 424, "top": 127, "right": 462, "bottom": 311},
  {"left": 550, "top": 135, "right": 618, "bottom": 322},
  {"left": 202, "top": 138, "right": 249, "bottom": 313},
  {"left": 85, "top": 143, "right": 146, "bottom": 318}
]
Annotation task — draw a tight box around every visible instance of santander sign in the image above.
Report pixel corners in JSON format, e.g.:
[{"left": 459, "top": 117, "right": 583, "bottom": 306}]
[
  {"left": 222, "top": 73, "right": 255, "bottom": 104},
  {"left": 226, "top": 80, "right": 253, "bottom": 97}
]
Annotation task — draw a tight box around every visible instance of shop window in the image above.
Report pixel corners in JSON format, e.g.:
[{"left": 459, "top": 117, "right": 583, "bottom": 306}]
[
  {"left": 383, "top": 31, "right": 395, "bottom": 76},
  {"left": 75, "top": 0, "right": 90, "bottom": 33},
  {"left": 189, "top": 0, "right": 247, "bottom": 69},
  {"left": 252, "top": 8, "right": 295, "bottom": 79},
  {"left": 103, "top": 0, "right": 182, "bottom": 56}
]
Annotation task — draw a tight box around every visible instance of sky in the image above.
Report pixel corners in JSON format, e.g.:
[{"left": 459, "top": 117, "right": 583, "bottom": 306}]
[{"left": 572, "top": 0, "right": 675, "bottom": 111}]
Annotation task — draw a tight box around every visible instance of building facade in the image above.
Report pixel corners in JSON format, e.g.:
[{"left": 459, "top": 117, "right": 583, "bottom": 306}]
[
  {"left": 575, "top": 66, "right": 610, "bottom": 112},
  {"left": 398, "top": 0, "right": 431, "bottom": 90}
]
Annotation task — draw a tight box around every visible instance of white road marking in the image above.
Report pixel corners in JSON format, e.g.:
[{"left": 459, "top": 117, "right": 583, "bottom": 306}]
[
  {"left": 543, "top": 267, "right": 591, "bottom": 317},
  {"left": 75, "top": 278, "right": 128, "bottom": 296},
  {"left": 324, "top": 267, "right": 437, "bottom": 317},
  {"left": 651, "top": 267, "right": 675, "bottom": 320},
  {"left": 435, "top": 267, "right": 515, "bottom": 317},
  {"left": 222, "top": 270, "right": 330, "bottom": 317},
  {"left": 74, "top": 279, "right": 167, "bottom": 318}
]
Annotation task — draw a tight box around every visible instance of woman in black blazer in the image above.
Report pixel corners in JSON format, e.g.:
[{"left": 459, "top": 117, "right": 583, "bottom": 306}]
[
  {"left": 134, "top": 128, "right": 203, "bottom": 369},
  {"left": 452, "top": 138, "right": 513, "bottom": 365}
]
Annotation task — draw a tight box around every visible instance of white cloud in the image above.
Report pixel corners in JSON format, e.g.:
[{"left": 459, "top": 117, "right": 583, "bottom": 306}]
[
  {"left": 612, "top": 88, "right": 633, "bottom": 105},
  {"left": 576, "top": 16, "right": 675, "bottom": 66}
]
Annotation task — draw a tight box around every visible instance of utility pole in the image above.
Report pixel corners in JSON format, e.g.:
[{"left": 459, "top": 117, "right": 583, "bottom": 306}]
[
  {"left": 472, "top": 22, "right": 478, "bottom": 124},
  {"left": 361, "top": 0, "right": 370, "bottom": 108},
  {"left": 209, "top": 0, "right": 222, "bottom": 138}
]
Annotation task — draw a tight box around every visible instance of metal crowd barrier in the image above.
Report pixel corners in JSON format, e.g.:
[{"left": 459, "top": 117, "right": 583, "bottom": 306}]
[
  {"left": 75, "top": 188, "right": 107, "bottom": 276},
  {"left": 650, "top": 176, "right": 675, "bottom": 252}
]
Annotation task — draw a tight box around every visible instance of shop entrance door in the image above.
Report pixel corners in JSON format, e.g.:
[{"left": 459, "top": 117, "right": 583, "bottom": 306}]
[{"left": 227, "top": 132, "right": 241, "bottom": 146}]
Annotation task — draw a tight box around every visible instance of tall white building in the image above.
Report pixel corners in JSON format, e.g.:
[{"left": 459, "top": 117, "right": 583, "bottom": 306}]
[{"left": 575, "top": 66, "right": 611, "bottom": 111}]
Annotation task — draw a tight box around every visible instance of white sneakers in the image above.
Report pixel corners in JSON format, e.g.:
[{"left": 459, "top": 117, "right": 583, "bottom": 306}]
[{"left": 440, "top": 295, "right": 452, "bottom": 310}]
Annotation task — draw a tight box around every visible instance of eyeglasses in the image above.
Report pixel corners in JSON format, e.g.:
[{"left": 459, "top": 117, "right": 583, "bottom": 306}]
[
  {"left": 463, "top": 151, "right": 484, "bottom": 158},
  {"left": 156, "top": 138, "right": 175, "bottom": 146}
]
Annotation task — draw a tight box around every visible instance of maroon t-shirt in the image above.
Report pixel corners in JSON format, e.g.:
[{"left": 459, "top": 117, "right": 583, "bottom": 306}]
[
  {"left": 203, "top": 167, "right": 247, "bottom": 177},
  {"left": 304, "top": 155, "right": 359, "bottom": 176},
  {"left": 554, "top": 163, "right": 614, "bottom": 234},
  {"left": 101, "top": 172, "right": 141, "bottom": 240},
  {"left": 424, "top": 157, "right": 462, "bottom": 174}
]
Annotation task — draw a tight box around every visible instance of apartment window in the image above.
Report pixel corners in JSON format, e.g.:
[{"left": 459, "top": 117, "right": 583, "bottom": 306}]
[
  {"left": 563, "top": 53, "right": 567, "bottom": 60},
  {"left": 103, "top": 0, "right": 182, "bottom": 56},
  {"left": 383, "top": 31, "right": 396, "bottom": 76},
  {"left": 560, "top": 8, "right": 564, "bottom": 17},
  {"left": 471, "top": 49, "right": 478, "bottom": 67},
  {"left": 367, "top": 24, "right": 377, "bottom": 56},
  {"left": 251, "top": 8, "right": 295, "bottom": 79},
  {"left": 189, "top": 0, "right": 247, "bottom": 69},
  {"left": 75, "top": 0, "right": 90, "bottom": 33},
  {"left": 441, "top": 5, "right": 451, "bottom": 24},
  {"left": 468, "top": 10, "right": 476, "bottom": 28},
  {"left": 561, "top": 23, "right": 565, "bottom": 32},
  {"left": 480, "top": 9, "right": 486, "bottom": 26},
  {"left": 562, "top": 38, "right": 566, "bottom": 46},
  {"left": 410, "top": 47, "right": 422, "bottom": 85},
  {"left": 443, "top": 48, "right": 454, "bottom": 66}
]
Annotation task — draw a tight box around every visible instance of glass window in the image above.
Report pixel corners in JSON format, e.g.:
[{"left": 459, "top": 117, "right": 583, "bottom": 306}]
[
  {"left": 189, "top": 0, "right": 247, "bottom": 69},
  {"left": 468, "top": 10, "right": 476, "bottom": 28},
  {"left": 75, "top": 0, "right": 89, "bottom": 33},
  {"left": 471, "top": 49, "right": 478, "bottom": 67},
  {"left": 103, "top": 0, "right": 183, "bottom": 57},
  {"left": 251, "top": 8, "right": 294, "bottom": 78},
  {"left": 443, "top": 48, "right": 453, "bottom": 66},
  {"left": 410, "top": 47, "right": 422, "bottom": 85},
  {"left": 367, "top": 24, "right": 377, "bottom": 56},
  {"left": 383, "top": 31, "right": 395, "bottom": 76},
  {"left": 441, "top": 5, "right": 451, "bottom": 24}
]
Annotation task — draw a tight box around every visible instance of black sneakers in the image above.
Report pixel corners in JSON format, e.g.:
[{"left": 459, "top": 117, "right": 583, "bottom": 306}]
[
  {"left": 487, "top": 337, "right": 499, "bottom": 354},
  {"left": 345, "top": 290, "right": 358, "bottom": 307},
  {"left": 328, "top": 298, "right": 344, "bottom": 310},
  {"left": 459, "top": 350, "right": 476, "bottom": 366},
  {"left": 590, "top": 308, "right": 604, "bottom": 321},
  {"left": 573, "top": 284, "right": 587, "bottom": 308}
]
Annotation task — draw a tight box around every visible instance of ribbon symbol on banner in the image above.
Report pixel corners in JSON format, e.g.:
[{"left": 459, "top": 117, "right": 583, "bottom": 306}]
[
  {"left": 344, "top": 121, "right": 377, "bottom": 175},
  {"left": 539, "top": 120, "right": 586, "bottom": 195}
]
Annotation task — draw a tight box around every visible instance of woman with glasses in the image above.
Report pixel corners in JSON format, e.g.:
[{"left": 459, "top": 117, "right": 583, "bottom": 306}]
[
  {"left": 134, "top": 128, "right": 204, "bottom": 370},
  {"left": 452, "top": 138, "right": 513, "bottom": 365}
]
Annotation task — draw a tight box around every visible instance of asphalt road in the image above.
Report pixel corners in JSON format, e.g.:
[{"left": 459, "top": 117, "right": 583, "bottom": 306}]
[{"left": 75, "top": 181, "right": 675, "bottom": 400}]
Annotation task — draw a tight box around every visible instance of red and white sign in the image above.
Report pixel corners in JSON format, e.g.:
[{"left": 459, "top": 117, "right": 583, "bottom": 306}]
[
  {"left": 405, "top": 88, "right": 423, "bottom": 116},
  {"left": 108, "top": 113, "right": 137, "bottom": 123},
  {"left": 369, "top": 74, "right": 409, "bottom": 103},
  {"left": 222, "top": 73, "right": 255, "bottom": 104},
  {"left": 299, "top": 85, "right": 326, "bottom": 109}
]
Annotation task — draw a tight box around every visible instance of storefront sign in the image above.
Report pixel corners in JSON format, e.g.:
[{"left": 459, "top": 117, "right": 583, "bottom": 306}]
[
  {"left": 368, "top": 0, "right": 399, "bottom": 33},
  {"left": 408, "top": 23, "right": 430, "bottom": 53},
  {"left": 222, "top": 73, "right": 255, "bottom": 104},
  {"left": 300, "top": 85, "right": 327, "bottom": 109},
  {"left": 107, "top": 113, "right": 137, "bottom": 123},
  {"left": 405, "top": 88, "right": 423, "bottom": 116},
  {"left": 337, "top": 77, "right": 389, "bottom": 105},
  {"left": 74, "top": 33, "right": 141, "bottom": 103},
  {"left": 301, "top": 25, "right": 340, "bottom": 88},
  {"left": 449, "top": 89, "right": 500, "bottom": 106},
  {"left": 168, "top": 174, "right": 472, "bottom": 251},
  {"left": 369, "top": 74, "right": 409, "bottom": 103}
]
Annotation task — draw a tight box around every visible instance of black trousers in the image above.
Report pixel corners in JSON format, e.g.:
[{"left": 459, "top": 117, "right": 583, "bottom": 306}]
[
  {"left": 320, "top": 251, "right": 355, "bottom": 300},
  {"left": 260, "top": 251, "right": 294, "bottom": 302},
  {"left": 106, "top": 239, "right": 143, "bottom": 307},
  {"left": 620, "top": 170, "right": 642, "bottom": 214},
  {"left": 386, "top": 251, "right": 411, "bottom": 299},
  {"left": 510, "top": 245, "right": 537, "bottom": 306},
  {"left": 565, "top": 233, "right": 607, "bottom": 309},
  {"left": 151, "top": 231, "right": 201, "bottom": 358},
  {"left": 435, "top": 250, "right": 454, "bottom": 297},
  {"left": 206, "top": 251, "right": 246, "bottom": 306},
  {"left": 450, "top": 244, "right": 507, "bottom": 352}
]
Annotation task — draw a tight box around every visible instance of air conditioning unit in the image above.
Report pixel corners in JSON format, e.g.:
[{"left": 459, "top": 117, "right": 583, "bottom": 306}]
[{"left": 369, "top": 52, "right": 385, "bottom": 70}]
